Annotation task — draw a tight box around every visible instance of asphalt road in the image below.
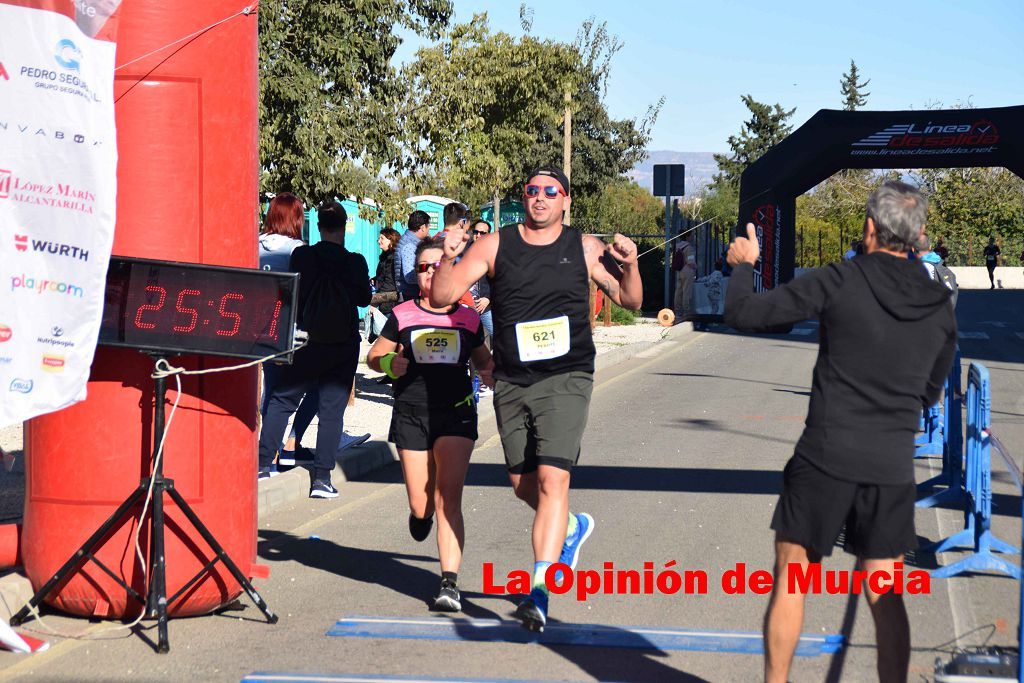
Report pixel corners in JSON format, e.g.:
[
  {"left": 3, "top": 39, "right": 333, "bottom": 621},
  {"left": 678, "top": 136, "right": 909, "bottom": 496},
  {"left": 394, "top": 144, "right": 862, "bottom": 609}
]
[{"left": 3, "top": 289, "right": 1023, "bottom": 682}]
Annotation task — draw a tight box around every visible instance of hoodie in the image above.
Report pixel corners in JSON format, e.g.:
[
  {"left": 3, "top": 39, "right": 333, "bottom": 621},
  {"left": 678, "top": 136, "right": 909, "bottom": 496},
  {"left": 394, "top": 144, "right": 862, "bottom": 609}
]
[
  {"left": 725, "top": 252, "right": 957, "bottom": 484},
  {"left": 289, "top": 241, "right": 372, "bottom": 342}
]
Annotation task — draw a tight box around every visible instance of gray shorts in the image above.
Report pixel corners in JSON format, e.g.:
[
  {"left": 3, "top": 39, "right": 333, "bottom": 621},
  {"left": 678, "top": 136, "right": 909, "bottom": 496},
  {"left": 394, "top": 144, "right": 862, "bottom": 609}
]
[{"left": 494, "top": 371, "right": 593, "bottom": 473}]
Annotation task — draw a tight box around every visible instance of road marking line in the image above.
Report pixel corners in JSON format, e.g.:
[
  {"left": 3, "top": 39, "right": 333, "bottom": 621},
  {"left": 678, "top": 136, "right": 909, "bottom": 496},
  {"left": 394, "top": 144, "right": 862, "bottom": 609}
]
[
  {"left": 789, "top": 329, "right": 815, "bottom": 336},
  {"left": 958, "top": 332, "right": 989, "bottom": 340},
  {"left": 327, "top": 615, "right": 843, "bottom": 656},
  {"left": 244, "top": 674, "right": 575, "bottom": 683}
]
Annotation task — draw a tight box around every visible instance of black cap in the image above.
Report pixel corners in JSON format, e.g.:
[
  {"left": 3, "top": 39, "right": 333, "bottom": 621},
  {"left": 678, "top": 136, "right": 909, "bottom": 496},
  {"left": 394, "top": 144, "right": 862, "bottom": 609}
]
[{"left": 525, "top": 165, "right": 570, "bottom": 196}]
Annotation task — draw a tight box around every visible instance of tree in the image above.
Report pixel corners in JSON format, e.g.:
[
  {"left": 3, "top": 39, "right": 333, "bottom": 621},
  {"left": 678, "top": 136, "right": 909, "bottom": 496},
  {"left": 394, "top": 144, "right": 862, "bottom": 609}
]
[
  {"left": 533, "top": 20, "right": 662, "bottom": 231},
  {"left": 840, "top": 59, "right": 870, "bottom": 111},
  {"left": 258, "top": 0, "right": 453, "bottom": 216},
  {"left": 712, "top": 95, "right": 795, "bottom": 191},
  {"left": 399, "top": 15, "right": 579, "bottom": 222},
  {"left": 400, "top": 15, "right": 659, "bottom": 227}
]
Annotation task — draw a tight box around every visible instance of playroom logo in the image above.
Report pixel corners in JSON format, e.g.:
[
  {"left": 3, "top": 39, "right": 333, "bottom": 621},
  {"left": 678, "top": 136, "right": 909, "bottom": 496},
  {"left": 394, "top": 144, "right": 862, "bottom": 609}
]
[
  {"left": 10, "top": 274, "right": 84, "bottom": 298},
  {"left": 483, "top": 562, "right": 930, "bottom": 601}
]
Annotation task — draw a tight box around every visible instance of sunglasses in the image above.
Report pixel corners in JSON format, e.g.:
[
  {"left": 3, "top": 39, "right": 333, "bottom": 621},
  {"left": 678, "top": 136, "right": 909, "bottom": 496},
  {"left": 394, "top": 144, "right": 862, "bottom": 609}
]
[
  {"left": 524, "top": 184, "right": 566, "bottom": 199},
  {"left": 472, "top": 229, "right": 490, "bottom": 236},
  {"left": 416, "top": 261, "right": 441, "bottom": 274}
]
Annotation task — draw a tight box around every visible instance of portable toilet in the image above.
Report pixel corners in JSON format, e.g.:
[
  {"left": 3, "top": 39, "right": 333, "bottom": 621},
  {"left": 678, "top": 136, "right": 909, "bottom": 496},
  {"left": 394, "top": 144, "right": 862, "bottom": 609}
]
[
  {"left": 479, "top": 199, "right": 526, "bottom": 229},
  {"left": 405, "top": 195, "right": 456, "bottom": 236}
]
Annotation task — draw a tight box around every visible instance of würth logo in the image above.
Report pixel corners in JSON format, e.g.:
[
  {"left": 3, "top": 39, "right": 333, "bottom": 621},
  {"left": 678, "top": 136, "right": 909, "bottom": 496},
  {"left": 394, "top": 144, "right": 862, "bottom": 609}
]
[{"left": 13, "top": 235, "right": 89, "bottom": 261}]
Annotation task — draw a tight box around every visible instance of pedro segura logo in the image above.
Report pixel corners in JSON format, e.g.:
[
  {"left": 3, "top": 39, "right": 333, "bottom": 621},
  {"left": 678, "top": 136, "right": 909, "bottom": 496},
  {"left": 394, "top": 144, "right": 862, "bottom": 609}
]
[{"left": 483, "top": 561, "right": 931, "bottom": 600}]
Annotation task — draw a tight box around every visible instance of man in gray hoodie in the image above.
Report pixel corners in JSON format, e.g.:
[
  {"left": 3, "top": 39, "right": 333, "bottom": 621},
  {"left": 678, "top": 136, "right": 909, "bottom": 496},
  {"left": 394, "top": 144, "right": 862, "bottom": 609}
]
[{"left": 726, "top": 181, "right": 956, "bottom": 683}]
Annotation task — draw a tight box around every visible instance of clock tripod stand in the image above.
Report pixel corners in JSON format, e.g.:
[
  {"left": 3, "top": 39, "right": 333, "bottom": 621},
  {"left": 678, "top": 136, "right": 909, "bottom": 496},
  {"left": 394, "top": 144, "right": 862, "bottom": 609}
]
[{"left": 9, "top": 353, "right": 278, "bottom": 653}]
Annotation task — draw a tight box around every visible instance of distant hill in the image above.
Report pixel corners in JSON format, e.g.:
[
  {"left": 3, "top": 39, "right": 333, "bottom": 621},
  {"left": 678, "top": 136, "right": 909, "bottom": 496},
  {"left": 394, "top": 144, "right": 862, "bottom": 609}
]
[{"left": 626, "top": 151, "right": 720, "bottom": 197}]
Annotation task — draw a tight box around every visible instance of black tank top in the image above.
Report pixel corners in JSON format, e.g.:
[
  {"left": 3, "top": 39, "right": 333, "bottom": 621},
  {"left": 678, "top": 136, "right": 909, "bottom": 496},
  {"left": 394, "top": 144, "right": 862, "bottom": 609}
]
[{"left": 490, "top": 224, "right": 595, "bottom": 385}]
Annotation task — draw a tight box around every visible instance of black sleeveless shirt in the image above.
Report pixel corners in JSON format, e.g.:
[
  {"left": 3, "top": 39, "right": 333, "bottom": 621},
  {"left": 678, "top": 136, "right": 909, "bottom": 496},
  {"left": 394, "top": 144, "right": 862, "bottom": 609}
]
[{"left": 490, "top": 224, "right": 595, "bottom": 385}]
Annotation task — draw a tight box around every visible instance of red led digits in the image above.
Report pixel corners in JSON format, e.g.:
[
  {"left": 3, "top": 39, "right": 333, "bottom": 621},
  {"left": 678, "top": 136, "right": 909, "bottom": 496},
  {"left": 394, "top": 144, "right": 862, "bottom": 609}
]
[
  {"left": 216, "top": 293, "right": 244, "bottom": 336},
  {"left": 173, "top": 289, "right": 202, "bottom": 333},
  {"left": 267, "top": 300, "right": 283, "bottom": 341},
  {"left": 134, "top": 285, "right": 167, "bottom": 330}
]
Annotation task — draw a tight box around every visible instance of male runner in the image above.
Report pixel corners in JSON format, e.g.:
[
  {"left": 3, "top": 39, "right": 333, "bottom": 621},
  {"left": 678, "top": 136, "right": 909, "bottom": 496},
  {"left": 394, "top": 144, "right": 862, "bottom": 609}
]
[{"left": 429, "top": 165, "right": 643, "bottom": 630}]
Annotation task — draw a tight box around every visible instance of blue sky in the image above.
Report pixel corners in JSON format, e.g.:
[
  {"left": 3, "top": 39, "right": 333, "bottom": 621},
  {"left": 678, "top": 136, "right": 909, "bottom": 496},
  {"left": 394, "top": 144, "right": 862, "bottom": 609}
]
[{"left": 395, "top": 0, "right": 1024, "bottom": 152}]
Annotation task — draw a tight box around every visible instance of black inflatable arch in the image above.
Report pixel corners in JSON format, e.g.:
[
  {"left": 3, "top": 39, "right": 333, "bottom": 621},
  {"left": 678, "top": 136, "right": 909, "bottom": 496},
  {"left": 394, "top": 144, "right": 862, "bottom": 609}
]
[{"left": 738, "top": 105, "right": 1024, "bottom": 290}]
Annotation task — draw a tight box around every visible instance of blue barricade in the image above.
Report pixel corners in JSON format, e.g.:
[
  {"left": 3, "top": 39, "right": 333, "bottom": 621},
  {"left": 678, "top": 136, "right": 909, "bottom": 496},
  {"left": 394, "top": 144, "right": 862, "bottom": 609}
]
[
  {"left": 917, "top": 348, "right": 965, "bottom": 508},
  {"left": 915, "top": 402, "right": 944, "bottom": 457},
  {"left": 928, "top": 362, "right": 1020, "bottom": 579}
]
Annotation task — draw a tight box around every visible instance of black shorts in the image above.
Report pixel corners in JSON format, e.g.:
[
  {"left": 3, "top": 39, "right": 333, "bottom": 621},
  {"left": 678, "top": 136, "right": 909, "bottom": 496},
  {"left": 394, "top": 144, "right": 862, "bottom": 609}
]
[
  {"left": 771, "top": 455, "right": 917, "bottom": 560},
  {"left": 389, "top": 402, "right": 478, "bottom": 451}
]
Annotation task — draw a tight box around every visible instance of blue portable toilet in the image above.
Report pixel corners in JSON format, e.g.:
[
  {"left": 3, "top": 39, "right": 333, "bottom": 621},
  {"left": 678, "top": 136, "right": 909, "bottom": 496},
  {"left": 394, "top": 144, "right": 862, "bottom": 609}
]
[
  {"left": 479, "top": 199, "right": 526, "bottom": 228},
  {"left": 403, "top": 195, "right": 456, "bottom": 236}
]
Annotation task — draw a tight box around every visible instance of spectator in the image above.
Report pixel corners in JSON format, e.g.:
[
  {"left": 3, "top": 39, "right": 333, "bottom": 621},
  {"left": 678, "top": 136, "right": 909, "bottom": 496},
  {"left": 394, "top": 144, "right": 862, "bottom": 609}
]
[
  {"left": 258, "top": 192, "right": 305, "bottom": 272},
  {"left": 437, "top": 202, "right": 476, "bottom": 309},
  {"left": 934, "top": 238, "right": 950, "bottom": 261},
  {"left": 842, "top": 239, "right": 858, "bottom": 261},
  {"left": 258, "top": 193, "right": 306, "bottom": 475},
  {"left": 467, "top": 219, "right": 494, "bottom": 337},
  {"left": 367, "top": 227, "right": 401, "bottom": 342},
  {"left": 916, "top": 235, "right": 958, "bottom": 307},
  {"left": 704, "top": 260, "right": 725, "bottom": 314},
  {"left": 672, "top": 240, "right": 695, "bottom": 321},
  {"left": 725, "top": 181, "right": 956, "bottom": 683},
  {"left": 983, "top": 236, "right": 1001, "bottom": 289},
  {"left": 395, "top": 210, "right": 432, "bottom": 301},
  {"left": 257, "top": 201, "right": 371, "bottom": 499}
]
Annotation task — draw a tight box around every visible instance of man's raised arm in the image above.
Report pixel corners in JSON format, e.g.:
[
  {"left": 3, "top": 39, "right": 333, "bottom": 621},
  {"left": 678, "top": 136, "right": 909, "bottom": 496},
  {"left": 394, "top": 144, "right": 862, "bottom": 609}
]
[{"left": 429, "top": 225, "right": 496, "bottom": 307}]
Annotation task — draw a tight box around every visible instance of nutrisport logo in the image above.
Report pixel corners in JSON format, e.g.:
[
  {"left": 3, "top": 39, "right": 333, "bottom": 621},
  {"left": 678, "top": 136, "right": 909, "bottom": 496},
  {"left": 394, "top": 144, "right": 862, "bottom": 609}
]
[
  {"left": 0, "top": 167, "right": 96, "bottom": 214},
  {"left": 16, "top": 39, "right": 101, "bottom": 104},
  {"left": 852, "top": 119, "right": 999, "bottom": 157}
]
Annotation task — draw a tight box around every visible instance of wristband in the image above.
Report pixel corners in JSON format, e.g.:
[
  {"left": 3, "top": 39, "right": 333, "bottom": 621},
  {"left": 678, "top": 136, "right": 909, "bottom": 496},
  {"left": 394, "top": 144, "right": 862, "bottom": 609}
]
[{"left": 380, "top": 352, "right": 399, "bottom": 379}]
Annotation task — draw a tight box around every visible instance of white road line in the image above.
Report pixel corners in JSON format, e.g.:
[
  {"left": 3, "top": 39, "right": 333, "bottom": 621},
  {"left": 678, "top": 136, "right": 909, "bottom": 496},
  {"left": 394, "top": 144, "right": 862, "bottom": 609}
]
[{"left": 958, "top": 332, "right": 989, "bottom": 340}]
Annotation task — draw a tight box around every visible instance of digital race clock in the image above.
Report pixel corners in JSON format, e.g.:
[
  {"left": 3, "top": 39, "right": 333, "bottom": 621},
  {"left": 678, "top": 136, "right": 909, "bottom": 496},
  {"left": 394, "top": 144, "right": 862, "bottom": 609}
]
[{"left": 98, "top": 256, "right": 299, "bottom": 360}]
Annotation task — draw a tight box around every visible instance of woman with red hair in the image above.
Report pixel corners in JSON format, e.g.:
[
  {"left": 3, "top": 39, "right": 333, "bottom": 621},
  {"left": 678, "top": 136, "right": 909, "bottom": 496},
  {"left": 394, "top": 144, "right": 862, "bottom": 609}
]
[{"left": 259, "top": 192, "right": 305, "bottom": 272}]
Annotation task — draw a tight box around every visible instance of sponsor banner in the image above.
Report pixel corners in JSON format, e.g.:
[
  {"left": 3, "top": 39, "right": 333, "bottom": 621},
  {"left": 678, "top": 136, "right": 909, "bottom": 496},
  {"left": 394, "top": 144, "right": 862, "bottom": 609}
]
[
  {"left": 850, "top": 118, "right": 1000, "bottom": 159},
  {"left": 0, "top": 0, "right": 119, "bottom": 426}
]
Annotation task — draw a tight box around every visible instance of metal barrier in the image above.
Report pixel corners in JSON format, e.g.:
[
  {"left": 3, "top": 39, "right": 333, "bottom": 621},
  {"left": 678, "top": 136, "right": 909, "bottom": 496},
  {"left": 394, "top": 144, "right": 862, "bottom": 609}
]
[
  {"left": 917, "top": 348, "right": 965, "bottom": 508},
  {"left": 927, "top": 362, "right": 1020, "bottom": 579}
]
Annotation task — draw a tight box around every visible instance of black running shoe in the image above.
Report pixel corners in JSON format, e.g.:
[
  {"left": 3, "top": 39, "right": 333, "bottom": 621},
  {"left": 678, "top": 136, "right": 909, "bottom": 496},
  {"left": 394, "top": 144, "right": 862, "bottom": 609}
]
[
  {"left": 309, "top": 480, "right": 339, "bottom": 499},
  {"left": 408, "top": 513, "right": 434, "bottom": 541},
  {"left": 431, "top": 579, "right": 461, "bottom": 612}
]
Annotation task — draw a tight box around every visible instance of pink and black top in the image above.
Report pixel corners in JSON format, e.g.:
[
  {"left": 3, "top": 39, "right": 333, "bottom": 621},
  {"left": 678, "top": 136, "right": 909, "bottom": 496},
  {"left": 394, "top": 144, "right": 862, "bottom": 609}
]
[{"left": 379, "top": 299, "right": 484, "bottom": 408}]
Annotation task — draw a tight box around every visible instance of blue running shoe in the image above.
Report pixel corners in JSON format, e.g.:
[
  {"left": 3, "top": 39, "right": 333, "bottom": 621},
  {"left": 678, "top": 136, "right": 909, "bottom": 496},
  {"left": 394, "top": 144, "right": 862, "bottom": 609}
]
[
  {"left": 557, "top": 513, "right": 594, "bottom": 578},
  {"left": 514, "top": 588, "right": 548, "bottom": 632}
]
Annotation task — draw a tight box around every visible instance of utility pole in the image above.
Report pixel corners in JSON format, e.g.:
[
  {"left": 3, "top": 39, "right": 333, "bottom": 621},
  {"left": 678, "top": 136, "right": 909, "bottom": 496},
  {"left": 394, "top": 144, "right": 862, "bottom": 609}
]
[{"left": 563, "top": 91, "right": 572, "bottom": 226}]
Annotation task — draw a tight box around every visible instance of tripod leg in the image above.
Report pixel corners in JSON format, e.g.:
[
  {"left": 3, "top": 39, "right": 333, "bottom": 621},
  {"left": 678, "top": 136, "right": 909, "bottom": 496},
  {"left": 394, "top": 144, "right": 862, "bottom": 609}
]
[
  {"left": 147, "top": 484, "right": 170, "bottom": 653},
  {"left": 10, "top": 486, "right": 148, "bottom": 626},
  {"left": 166, "top": 486, "right": 279, "bottom": 624}
]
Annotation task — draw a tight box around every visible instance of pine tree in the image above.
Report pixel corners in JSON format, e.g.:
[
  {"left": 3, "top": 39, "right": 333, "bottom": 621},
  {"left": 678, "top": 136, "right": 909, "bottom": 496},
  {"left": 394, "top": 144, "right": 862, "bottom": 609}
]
[
  {"left": 712, "top": 95, "right": 795, "bottom": 190},
  {"left": 840, "top": 60, "right": 870, "bottom": 111}
]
